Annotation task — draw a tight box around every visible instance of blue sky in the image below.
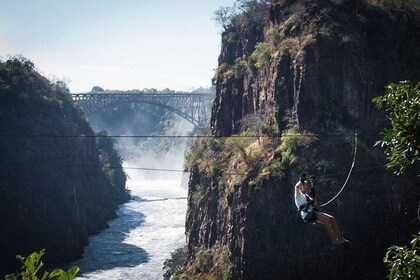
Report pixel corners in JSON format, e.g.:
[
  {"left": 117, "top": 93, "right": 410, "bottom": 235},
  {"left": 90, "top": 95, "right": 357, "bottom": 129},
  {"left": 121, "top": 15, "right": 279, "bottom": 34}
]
[{"left": 0, "top": 0, "right": 235, "bottom": 92}]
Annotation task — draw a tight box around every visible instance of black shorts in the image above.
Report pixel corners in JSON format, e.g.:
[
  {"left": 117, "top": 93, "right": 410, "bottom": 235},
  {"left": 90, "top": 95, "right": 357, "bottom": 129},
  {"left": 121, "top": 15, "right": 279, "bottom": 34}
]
[{"left": 300, "top": 207, "right": 318, "bottom": 223}]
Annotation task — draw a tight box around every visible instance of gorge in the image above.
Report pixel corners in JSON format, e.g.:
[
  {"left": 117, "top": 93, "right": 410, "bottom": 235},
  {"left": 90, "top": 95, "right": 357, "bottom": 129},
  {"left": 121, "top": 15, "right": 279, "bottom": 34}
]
[{"left": 1, "top": 0, "right": 419, "bottom": 279}]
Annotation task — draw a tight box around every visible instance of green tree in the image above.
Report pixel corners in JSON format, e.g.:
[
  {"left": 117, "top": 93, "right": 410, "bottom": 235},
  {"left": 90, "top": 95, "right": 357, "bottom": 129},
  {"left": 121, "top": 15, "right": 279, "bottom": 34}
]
[
  {"left": 384, "top": 234, "right": 420, "bottom": 280},
  {"left": 236, "top": 0, "right": 270, "bottom": 24},
  {"left": 91, "top": 86, "right": 104, "bottom": 92},
  {"left": 163, "top": 246, "right": 187, "bottom": 280},
  {"left": 373, "top": 81, "right": 420, "bottom": 175},
  {"left": 249, "top": 42, "right": 270, "bottom": 71},
  {"left": 214, "top": 6, "right": 236, "bottom": 30},
  {"left": 4, "top": 250, "right": 79, "bottom": 280}
]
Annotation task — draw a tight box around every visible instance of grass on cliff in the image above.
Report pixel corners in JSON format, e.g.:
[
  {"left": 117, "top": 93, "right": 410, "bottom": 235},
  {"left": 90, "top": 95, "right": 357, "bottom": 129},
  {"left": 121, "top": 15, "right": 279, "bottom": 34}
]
[
  {"left": 185, "top": 117, "right": 317, "bottom": 191},
  {"left": 171, "top": 245, "right": 231, "bottom": 280}
]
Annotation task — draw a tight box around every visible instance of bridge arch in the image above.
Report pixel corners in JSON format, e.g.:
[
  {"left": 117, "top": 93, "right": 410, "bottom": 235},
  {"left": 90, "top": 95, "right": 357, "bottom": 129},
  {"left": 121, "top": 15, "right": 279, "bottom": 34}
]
[{"left": 71, "top": 92, "right": 214, "bottom": 128}]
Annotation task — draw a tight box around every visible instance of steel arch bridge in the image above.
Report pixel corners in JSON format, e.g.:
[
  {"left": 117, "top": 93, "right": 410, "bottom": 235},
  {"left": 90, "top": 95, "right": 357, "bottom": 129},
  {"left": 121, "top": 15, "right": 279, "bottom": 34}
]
[{"left": 71, "top": 92, "right": 215, "bottom": 127}]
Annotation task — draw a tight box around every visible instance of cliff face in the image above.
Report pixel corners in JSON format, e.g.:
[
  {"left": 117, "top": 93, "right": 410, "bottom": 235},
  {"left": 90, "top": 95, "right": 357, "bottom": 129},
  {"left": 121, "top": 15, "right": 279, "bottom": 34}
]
[
  {"left": 0, "top": 58, "right": 130, "bottom": 274},
  {"left": 186, "top": 1, "right": 420, "bottom": 279},
  {"left": 212, "top": 0, "right": 420, "bottom": 137}
]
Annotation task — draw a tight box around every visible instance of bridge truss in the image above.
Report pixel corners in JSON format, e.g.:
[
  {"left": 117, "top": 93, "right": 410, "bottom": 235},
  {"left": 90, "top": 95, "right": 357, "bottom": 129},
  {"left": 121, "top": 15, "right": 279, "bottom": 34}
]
[{"left": 71, "top": 92, "right": 215, "bottom": 127}]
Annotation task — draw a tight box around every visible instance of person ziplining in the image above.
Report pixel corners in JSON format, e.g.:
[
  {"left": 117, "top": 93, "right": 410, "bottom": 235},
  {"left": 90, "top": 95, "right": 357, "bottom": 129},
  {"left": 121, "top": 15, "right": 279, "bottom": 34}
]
[{"left": 295, "top": 172, "right": 349, "bottom": 245}]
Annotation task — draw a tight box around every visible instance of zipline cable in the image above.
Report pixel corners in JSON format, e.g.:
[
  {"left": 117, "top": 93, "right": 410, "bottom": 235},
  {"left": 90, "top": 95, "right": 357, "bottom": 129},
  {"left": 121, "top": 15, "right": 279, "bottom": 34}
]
[
  {"left": 0, "top": 158, "right": 382, "bottom": 178},
  {"left": 0, "top": 132, "right": 367, "bottom": 139},
  {"left": 319, "top": 133, "right": 358, "bottom": 208}
]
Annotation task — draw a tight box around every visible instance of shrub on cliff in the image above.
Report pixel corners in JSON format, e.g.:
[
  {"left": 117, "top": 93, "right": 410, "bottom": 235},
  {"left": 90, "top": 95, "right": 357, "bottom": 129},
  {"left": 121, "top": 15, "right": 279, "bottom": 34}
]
[
  {"left": 365, "top": 0, "right": 420, "bottom": 11},
  {"left": 214, "top": 0, "right": 270, "bottom": 31},
  {"left": 163, "top": 246, "right": 188, "bottom": 280},
  {"left": 214, "top": 6, "right": 236, "bottom": 31},
  {"left": 185, "top": 137, "right": 230, "bottom": 177},
  {"left": 178, "top": 246, "right": 231, "bottom": 280},
  {"left": 213, "top": 64, "right": 235, "bottom": 83},
  {"left": 373, "top": 81, "right": 420, "bottom": 175},
  {"left": 384, "top": 234, "right": 420, "bottom": 280},
  {"left": 279, "top": 129, "right": 317, "bottom": 168},
  {"left": 249, "top": 42, "right": 270, "bottom": 72}
]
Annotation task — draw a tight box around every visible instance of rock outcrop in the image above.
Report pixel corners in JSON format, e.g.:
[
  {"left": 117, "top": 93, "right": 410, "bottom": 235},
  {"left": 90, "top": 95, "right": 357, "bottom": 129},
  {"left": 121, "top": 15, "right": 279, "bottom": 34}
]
[{"left": 185, "top": 1, "right": 420, "bottom": 279}]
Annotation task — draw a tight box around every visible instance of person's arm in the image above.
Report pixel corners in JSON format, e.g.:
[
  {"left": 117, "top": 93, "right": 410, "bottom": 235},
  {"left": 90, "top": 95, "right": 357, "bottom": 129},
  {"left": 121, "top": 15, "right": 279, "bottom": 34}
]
[
  {"left": 294, "top": 182, "right": 301, "bottom": 208},
  {"left": 307, "top": 187, "right": 317, "bottom": 205},
  {"left": 304, "top": 193, "right": 314, "bottom": 202}
]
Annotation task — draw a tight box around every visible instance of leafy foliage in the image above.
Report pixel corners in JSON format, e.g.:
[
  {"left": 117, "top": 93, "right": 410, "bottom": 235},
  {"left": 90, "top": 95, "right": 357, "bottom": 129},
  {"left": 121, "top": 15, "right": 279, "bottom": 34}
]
[
  {"left": 280, "top": 129, "right": 317, "bottom": 167},
  {"left": 213, "top": 59, "right": 249, "bottom": 85},
  {"left": 318, "top": 26, "right": 335, "bottom": 41},
  {"left": 384, "top": 234, "right": 420, "bottom": 280},
  {"left": 187, "top": 120, "right": 284, "bottom": 193},
  {"left": 91, "top": 86, "right": 104, "bottom": 92},
  {"left": 258, "top": 157, "right": 285, "bottom": 180},
  {"left": 185, "top": 137, "right": 230, "bottom": 177},
  {"left": 225, "top": 131, "right": 254, "bottom": 167},
  {"left": 240, "top": 109, "right": 278, "bottom": 138},
  {"left": 214, "top": 63, "right": 235, "bottom": 83},
  {"left": 195, "top": 249, "right": 213, "bottom": 273},
  {"left": 365, "top": 0, "right": 420, "bottom": 11},
  {"left": 265, "top": 26, "right": 302, "bottom": 57},
  {"left": 191, "top": 189, "right": 203, "bottom": 205},
  {"left": 4, "top": 250, "right": 79, "bottom": 280},
  {"left": 163, "top": 246, "right": 188, "bottom": 280},
  {"left": 177, "top": 245, "right": 230, "bottom": 280},
  {"left": 214, "top": 6, "right": 236, "bottom": 30},
  {"left": 233, "top": 58, "right": 248, "bottom": 78},
  {"left": 373, "top": 81, "right": 420, "bottom": 175},
  {"left": 249, "top": 42, "right": 270, "bottom": 71},
  {"left": 265, "top": 26, "right": 284, "bottom": 49},
  {"left": 234, "top": 0, "right": 270, "bottom": 27},
  {"left": 213, "top": 1, "right": 270, "bottom": 31}
]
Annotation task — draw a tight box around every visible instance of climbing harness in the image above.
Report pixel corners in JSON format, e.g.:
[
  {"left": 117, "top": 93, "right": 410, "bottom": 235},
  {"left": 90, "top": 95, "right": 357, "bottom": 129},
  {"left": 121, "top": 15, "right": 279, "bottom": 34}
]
[
  {"left": 319, "top": 133, "right": 358, "bottom": 208},
  {"left": 299, "top": 203, "right": 317, "bottom": 223},
  {"left": 298, "top": 192, "right": 318, "bottom": 223}
]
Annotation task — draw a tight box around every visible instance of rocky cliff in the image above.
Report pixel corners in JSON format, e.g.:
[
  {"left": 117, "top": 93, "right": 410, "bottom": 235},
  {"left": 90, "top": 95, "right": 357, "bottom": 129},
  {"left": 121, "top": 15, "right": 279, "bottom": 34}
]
[
  {"left": 184, "top": 1, "right": 420, "bottom": 279},
  {"left": 0, "top": 58, "right": 130, "bottom": 274}
]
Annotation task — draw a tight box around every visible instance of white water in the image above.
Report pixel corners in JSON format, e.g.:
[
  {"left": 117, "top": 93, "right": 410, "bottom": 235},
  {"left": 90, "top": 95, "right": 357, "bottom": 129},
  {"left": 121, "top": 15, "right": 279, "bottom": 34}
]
[
  {"left": 71, "top": 114, "right": 193, "bottom": 279},
  {"left": 72, "top": 165, "right": 189, "bottom": 279}
]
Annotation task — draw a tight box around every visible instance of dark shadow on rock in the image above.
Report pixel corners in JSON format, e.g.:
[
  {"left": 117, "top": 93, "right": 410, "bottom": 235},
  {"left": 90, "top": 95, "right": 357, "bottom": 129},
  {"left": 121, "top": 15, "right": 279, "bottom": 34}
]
[{"left": 68, "top": 204, "right": 149, "bottom": 275}]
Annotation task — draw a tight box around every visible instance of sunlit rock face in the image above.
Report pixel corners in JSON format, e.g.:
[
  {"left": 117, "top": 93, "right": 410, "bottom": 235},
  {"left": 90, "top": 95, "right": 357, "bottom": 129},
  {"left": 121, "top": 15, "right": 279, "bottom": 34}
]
[
  {"left": 186, "top": 1, "right": 420, "bottom": 279},
  {"left": 212, "top": 1, "right": 420, "bottom": 137}
]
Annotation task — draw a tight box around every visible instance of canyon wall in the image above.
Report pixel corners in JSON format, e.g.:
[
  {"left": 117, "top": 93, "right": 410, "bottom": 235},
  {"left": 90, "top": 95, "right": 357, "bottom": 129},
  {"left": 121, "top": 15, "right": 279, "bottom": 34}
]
[{"left": 185, "top": 1, "right": 420, "bottom": 279}]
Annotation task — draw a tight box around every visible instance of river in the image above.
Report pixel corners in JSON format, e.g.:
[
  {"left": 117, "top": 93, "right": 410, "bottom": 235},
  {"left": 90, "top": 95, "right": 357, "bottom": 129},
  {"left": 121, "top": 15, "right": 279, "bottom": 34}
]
[
  {"left": 71, "top": 169, "right": 189, "bottom": 279},
  {"left": 70, "top": 113, "right": 193, "bottom": 279}
]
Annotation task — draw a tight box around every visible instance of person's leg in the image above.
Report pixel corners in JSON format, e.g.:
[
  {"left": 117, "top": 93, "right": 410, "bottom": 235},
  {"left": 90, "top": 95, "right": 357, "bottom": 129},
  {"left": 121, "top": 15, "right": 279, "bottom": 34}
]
[
  {"left": 318, "top": 212, "right": 349, "bottom": 244},
  {"left": 316, "top": 212, "right": 339, "bottom": 244},
  {"left": 330, "top": 216, "right": 349, "bottom": 243}
]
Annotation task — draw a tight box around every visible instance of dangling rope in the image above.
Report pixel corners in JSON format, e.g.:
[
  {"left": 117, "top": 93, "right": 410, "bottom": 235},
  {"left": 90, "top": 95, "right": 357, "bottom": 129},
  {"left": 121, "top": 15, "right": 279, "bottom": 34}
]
[{"left": 319, "top": 133, "right": 358, "bottom": 208}]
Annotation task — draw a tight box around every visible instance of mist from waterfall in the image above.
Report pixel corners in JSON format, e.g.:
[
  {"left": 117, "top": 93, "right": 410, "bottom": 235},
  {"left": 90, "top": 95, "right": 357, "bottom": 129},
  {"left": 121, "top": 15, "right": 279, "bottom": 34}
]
[{"left": 72, "top": 112, "right": 194, "bottom": 279}]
